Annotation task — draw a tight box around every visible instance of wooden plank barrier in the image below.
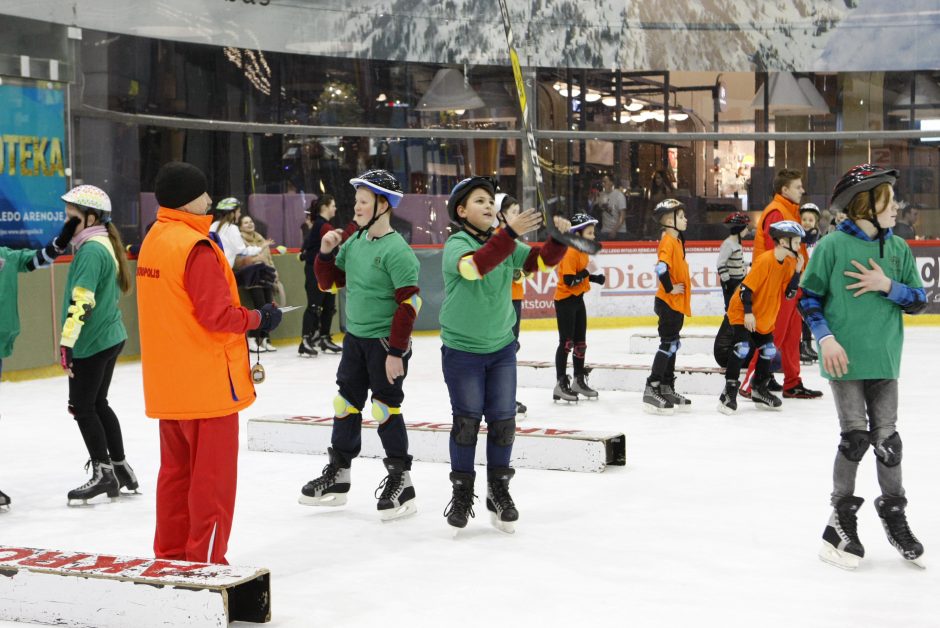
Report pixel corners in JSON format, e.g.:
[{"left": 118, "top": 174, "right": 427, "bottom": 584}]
[
  {"left": 517, "top": 360, "right": 725, "bottom": 396},
  {"left": 629, "top": 332, "right": 717, "bottom": 355}
]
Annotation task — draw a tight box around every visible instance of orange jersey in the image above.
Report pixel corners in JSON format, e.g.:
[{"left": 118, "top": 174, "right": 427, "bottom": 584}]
[
  {"left": 753, "top": 194, "right": 808, "bottom": 268},
  {"left": 511, "top": 269, "right": 525, "bottom": 301},
  {"left": 553, "top": 248, "right": 591, "bottom": 300},
  {"left": 727, "top": 250, "right": 796, "bottom": 334},
  {"left": 655, "top": 233, "right": 691, "bottom": 316}
]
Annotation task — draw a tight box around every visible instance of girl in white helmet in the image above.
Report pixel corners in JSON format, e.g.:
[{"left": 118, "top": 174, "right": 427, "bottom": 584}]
[{"left": 57, "top": 185, "right": 137, "bottom": 505}]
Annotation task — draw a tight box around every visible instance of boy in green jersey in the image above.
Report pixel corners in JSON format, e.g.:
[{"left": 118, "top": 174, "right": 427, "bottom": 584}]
[
  {"left": 299, "top": 170, "right": 422, "bottom": 521},
  {"left": 439, "top": 176, "right": 569, "bottom": 534},
  {"left": 800, "top": 165, "right": 927, "bottom": 570}
]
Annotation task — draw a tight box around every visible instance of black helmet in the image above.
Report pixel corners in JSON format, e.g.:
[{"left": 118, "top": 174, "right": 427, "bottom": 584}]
[
  {"left": 830, "top": 164, "right": 898, "bottom": 212},
  {"left": 768, "top": 220, "right": 806, "bottom": 241},
  {"left": 349, "top": 169, "right": 404, "bottom": 208},
  {"left": 569, "top": 213, "right": 599, "bottom": 233},
  {"left": 447, "top": 176, "right": 497, "bottom": 222}
]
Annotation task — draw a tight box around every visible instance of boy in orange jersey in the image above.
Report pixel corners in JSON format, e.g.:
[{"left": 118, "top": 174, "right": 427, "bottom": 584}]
[
  {"left": 718, "top": 220, "right": 805, "bottom": 414},
  {"left": 643, "top": 199, "right": 691, "bottom": 415},
  {"left": 552, "top": 213, "right": 604, "bottom": 402}
]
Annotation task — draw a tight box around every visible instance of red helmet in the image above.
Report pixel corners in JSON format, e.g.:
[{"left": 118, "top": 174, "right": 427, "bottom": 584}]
[
  {"left": 830, "top": 164, "right": 898, "bottom": 212},
  {"left": 723, "top": 211, "right": 750, "bottom": 227}
]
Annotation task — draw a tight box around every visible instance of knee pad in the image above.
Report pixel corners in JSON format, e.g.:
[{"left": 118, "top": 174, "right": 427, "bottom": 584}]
[
  {"left": 370, "top": 399, "right": 401, "bottom": 424},
  {"left": 758, "top": 342, "right": 777, "bottom": 361},
  {"left": 333, "top": 394, "right": 361, "bottom": 419},
  {"left": 732, "top": 341, "right": 750, "bottom": 360},
  {"left": 838, "top": 430, "right": 871, "bottom": 463},
  {"left": 874, "top": 431, "right": 902, "bottom": 467},
  {"left": 658, "top": 339, "right": 680, "bottom": 357},
  {"left": 487, "top": 418, "right": 516, "bottom": 447},
  {"left": 451, "top": 416, "right": 481, "bottom": 447},
  {"left": 573, "top": 341, "right": 586, "bottom": 360},
  {"left": 561, "top": 339, "right": 573, "bottom": 354}
]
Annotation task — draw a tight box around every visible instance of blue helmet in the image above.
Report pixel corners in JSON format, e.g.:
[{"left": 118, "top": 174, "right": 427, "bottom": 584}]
[
  {"left": 768, "top": 220, "right": 806, "bottom": 241},
  {"left": 349, "top": 169, "right": 404, "bottom": 208}
]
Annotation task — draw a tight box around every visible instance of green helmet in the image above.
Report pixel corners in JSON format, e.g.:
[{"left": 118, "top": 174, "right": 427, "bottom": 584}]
[{"left": 215, "top": 197, "right": 241, "bottom": 212}]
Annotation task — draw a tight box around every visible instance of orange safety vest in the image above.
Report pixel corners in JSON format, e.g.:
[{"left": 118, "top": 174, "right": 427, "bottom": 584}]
[
  {"left": 137, "top": 207, "right": 256, "bottom": 420},
  {"left": 753, "top": 194, "right": 808, "bottom": 267}
]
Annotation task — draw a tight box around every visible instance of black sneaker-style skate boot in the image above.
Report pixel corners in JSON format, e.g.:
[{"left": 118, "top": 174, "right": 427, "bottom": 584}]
[
  {"left": 0, "top": 488, "right": 9, "bottom": 509},
  {"left": 800, "top": 340, "right": 818, "bottom": 364},
  {"left": 318, "top": 334, "right": 342, "bottom": 354},
  {"left": 514, "top": 401, "right": 527, "bottom": 417},
  {"left": 751, "top": 378, "right": 783, "bottom": 410},
  {"left": 820, "top": 496, "right": 865, "bottom": 570},
  {"left": 570, "top": 372, "right": 599, "bottom": 399},
  {"left": 717, "top": 380, "right": 740, "bottom": 415},
  {"left": 112, "top": 459, "right": 140, "bottom": 493},
  {"left": 486, "top": 467, "right": 519, "bottom": 534},
  {"left": 660, "top": 380, "right": 691, "bottom": 412},
  {"left": 642, "top": 382, "right": 674, "bottom": 415},
  {"left": 875, "top": 496, "right": 925, "bottom": 567},
  {"left": 783, "top": 381, "right": 823, "bottom": 399},
  {"left": 299, "top": 447, "right": 351, "bottom": 506},
  {"left": 444, "top": 471, "right": 476, "bottom": 532},
  {"left": 375, "top": 457, "right": 416, "bottom": 521},
  {"left": 553, "top": 375, "right": 579, "bottom": 402},
  {"left": 297, "top": 334, "right": 319, "bottom": 358},
  {"left": 68, "top": 460, "right": 121, "bottom": 505}
]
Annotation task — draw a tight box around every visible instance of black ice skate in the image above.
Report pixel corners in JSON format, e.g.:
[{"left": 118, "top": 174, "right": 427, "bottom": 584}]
[
  {"left": 67, "top": 460, "right": 121, "bottom": 506},
  {"left": 514, "top": 401, "right": 527, "bottom": 417},
  {"left": 660, "top": 381, "right": 691, "bottom": 412},
  {"left": 819, "top": 496, "right": 865, "bottom": 570},
  {"left": 299, "top": 447, "right": 351, "bottom": 506},
  {"left": 800, "top": 340, "right": 818, "bottom": 364},
  {"left": 375, "top": 457, "right": 416, "bottom": 521},
  {"left": 444, "top": 471, "right": 476, "bottom": 533},
  {"left": 553, "top": 375, "right": 579, "bottom": 403},
  {"left": 875, "top": 496, "right": 925, "bottom": 568},
  {"left": 642, "top": 382, "right": 674, "bottom": 415},
  {"left": 717, "top": 380, "right": 740, "bottom": 415},
  {"left": 486, "top": 467, "right": 518, "bottom": 534},
  {"left": 297, "top": 335, "right": 319, "bottom": 358},
  {"left": 0, "top": 488, "right": 9, "bottom": 510},
  {"left": 783, "top": 382, "right": 823, "bottom": 399},
  {"left": 751, "top": 379, "right": 783, "bottom": 410},
  {"left": 112, "top": 459, "right": 140, "bottom": 494},
  {"left": 570, "top": 373, "right": 599, "bottom": 399},
  {"left": 318, "top": 334, "right": 342, "bottom": 354}
]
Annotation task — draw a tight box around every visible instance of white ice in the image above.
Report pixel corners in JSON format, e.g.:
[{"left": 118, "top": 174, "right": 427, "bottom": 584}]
[{"left": 2, "top": 326, "right": 940, "bottom": 628}]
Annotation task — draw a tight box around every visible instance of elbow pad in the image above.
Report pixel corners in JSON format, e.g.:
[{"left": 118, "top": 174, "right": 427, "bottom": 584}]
[
  {"left": 458, "top": 255, "right": 483, "bottom": 280},
  {"left": 61, "top": 286, "right": 96, "bottom": 348}
]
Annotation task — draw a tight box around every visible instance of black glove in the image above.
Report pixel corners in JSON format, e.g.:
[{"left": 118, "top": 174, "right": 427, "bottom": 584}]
[
  {"left": 54, "top": 217, "right": 81, "bottom": 252},
  {"left": 589, "top": 273, "right": 606, "bottom": 285},
  {"left": 256, "top": 303, "right": 283, "bottom": 333},
  {"left": 785, "top": 286, "right": 797, "bottom": 300},
  {"left": 563, "top": 269, "right": 590, "bottom": 287},
  {"left": 59, "top": 346, "right": 74, "bottom": 373}
]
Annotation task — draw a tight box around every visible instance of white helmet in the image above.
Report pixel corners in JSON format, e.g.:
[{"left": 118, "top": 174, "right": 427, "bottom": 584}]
[{"left": 62, "top": 185, "right": 112, "bottom": 223}]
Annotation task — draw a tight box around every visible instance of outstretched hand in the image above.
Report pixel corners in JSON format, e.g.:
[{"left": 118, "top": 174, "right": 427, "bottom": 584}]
[{"left": 506, "top": 208, "right": 543, "bottom": 236}]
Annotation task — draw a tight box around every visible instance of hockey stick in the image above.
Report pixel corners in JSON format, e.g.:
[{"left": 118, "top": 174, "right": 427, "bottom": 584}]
[{"left": 496, "top": 0, "right": 601, "bottom": 255}]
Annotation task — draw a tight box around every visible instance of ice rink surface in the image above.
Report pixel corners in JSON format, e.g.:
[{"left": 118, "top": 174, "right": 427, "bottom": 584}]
[{"left": 2, "top": 325, "right": 939, "bottom": 628}]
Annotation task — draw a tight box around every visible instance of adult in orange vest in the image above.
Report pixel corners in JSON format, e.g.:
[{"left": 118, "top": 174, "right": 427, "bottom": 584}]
[
  {"left": 137, "top": 161, "right": 283, "bottom": 565},
  {"left": 742, "top": 169, "right": 822, "bottom": 399}
]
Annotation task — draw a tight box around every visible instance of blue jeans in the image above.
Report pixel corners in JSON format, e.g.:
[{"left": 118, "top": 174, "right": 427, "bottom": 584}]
[{"left": 441, "top": 342, "right": 517, "bottom": 472}]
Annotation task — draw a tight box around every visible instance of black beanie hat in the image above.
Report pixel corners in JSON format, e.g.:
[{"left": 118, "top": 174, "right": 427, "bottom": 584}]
[{"left": 155, "top": 161, "right": 207, "bottom": 209}]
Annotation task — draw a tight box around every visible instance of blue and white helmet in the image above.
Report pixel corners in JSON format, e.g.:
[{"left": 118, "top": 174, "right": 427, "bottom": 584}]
[
  {"left": 349, "top": 169, "right": 404, "bottom": 208},
  {"left": 768, "top": 220, "right": 806, "bottom": 241},
  {"left": 569, "top": 213, "right": 599, "bottom": 233}
]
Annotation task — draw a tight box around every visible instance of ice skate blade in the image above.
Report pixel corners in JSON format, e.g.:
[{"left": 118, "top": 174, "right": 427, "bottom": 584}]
[
  {"left": 380, "top": 500, "right": 417, "bottom": 522},
  {"left": 673, "top": 403, "right": 692, "bottom": 413},
  {"left": 716, "top": 403, "right": 736, "bottom": 415},
  {"left": 818, "top": 543, "right": 860, "bottom": 570},
  {"left": 909, "top": 556, "right": 927, "bottom": 569},
  {"left": 0, "top": 505, "right": 10, "bottom": 513},
  {"left": 753, "top": 402, "right": 782, "bottom": 412},
  {"left": 298, "top": 492, "right": 348, "bottom": 507},
  {"left": 552, "top": 396, "right": 578, "bottom": 403},
  {"left": 490, "top": 512, "right": 516, "bottom": 534},
  {"left": 643, "top": 403, "right": 674, "bottom": 416},
  {"left": 67, "top": 495, "right": 121, "bottom": 508}
]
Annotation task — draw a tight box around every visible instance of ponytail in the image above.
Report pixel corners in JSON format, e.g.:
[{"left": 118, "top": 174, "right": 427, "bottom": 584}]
[{"left": 105, "top": 222, "right": 132, "bottom": 294}]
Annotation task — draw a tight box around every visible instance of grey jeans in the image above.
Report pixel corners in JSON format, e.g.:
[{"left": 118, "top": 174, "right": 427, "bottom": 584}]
[{"left": 829, "top": 379, "right": 904, "bottom": 505}]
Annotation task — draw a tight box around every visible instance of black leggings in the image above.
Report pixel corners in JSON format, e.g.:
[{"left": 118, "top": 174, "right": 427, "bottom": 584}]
[
  {"left": 724, "top": 326, "right": 774, "bottom": 384},
  {"left": 649, "top": 297, "right": 684, "bottom": 385},
  {"left": 68, "top": 341, "right": 126, "bottom": 464},
  {"left": 555, "top": 294, "right": 587, "bottom": 379},
  {"left": 302, "top": 263, "right": 336, "bottom": 339},
  {"left": 244, "top": 285, "right": 274, "bottom": 339}
]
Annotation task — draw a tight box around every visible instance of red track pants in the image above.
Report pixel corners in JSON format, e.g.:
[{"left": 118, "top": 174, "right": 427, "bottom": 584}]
[
  {"left": 154, "top": 414, "right": 238, "bottom": 565},
  {"left": 743, "top": 294, "right": 803, "bottom": 391}
]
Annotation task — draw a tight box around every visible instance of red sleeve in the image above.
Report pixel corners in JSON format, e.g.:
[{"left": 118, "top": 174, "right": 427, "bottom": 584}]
[
  {"left": 467, "top": 229, "right": 517, "bottom": 276},
  {"left": 184, "top": 242, "right": 261, "bottom": 333},
  {"left": 761, "top": 210, "right": 783, "bottom": 253},
  {"left": 522, "top": 236, "right": 568, "bottom": 273},
  {"left": 314, "top": 252, "right": 346, "bottom": 291},
  {"left": 319, "top": 223, "right": 334, "bottom": 239},
  {"left": 388, "top": 286, "right": 420, "bottom": 356},
  {"left": 341, "top": 221, "right": 358, "bottom": 242}
]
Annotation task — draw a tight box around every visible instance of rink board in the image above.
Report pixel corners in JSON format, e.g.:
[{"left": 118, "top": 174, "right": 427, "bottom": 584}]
[
  {"left": 0, "top": 546, "right": 270, "bottom": 628},
  {"left": 247, "top": 415, "right": 626, "bottom": 473},
  {"left": 518, "top": 360, "right": 725, "bottom": 396},
  {"left": 629, "top": 333, "right": 716, "bottom": 355}
]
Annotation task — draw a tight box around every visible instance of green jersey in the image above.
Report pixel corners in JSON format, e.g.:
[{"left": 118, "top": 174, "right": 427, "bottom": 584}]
[
  {"left": 61, "top": 239, "right": 127, "bottom": 359},
  {"left": 800, "top": 231, "right": 921, "bottom": 380},
  {"left": 335, "top": 231, "right": 420, "bottom": 339},
  {"left": 440, "top": 231, "right": 531, "bottom": 354},
  {"left": 0, "top": 247, "right": 37, "bottom": 359}
]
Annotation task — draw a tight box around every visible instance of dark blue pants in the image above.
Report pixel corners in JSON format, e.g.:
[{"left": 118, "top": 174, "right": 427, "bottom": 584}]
[
  {"left": 442, "top": 342, "right": 517, "bottom": 473},
  {"left": 332, "top": 333, "right": 411, "bottom": 467}
]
